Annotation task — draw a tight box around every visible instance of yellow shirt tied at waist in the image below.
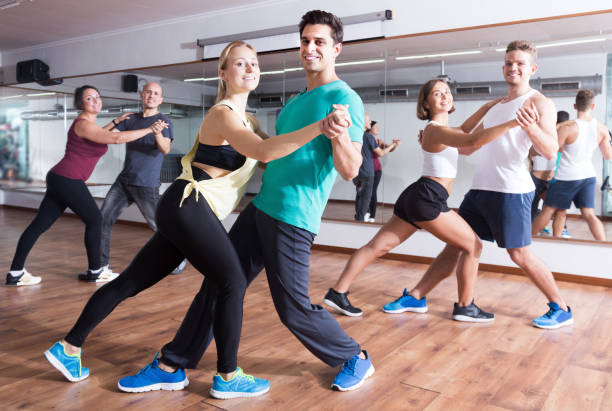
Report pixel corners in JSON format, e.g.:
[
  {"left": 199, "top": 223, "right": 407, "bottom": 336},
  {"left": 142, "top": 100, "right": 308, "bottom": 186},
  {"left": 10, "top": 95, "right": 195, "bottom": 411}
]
[{"left": 176, "top": 100, "right": 258, "bottom": 220}]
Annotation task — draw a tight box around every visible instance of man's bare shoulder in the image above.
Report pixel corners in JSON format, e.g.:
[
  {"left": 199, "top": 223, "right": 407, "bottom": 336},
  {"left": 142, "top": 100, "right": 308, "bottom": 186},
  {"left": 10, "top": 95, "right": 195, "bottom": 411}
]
[{"left": 557, "top": 120, "right": 577, "bottom": 133}]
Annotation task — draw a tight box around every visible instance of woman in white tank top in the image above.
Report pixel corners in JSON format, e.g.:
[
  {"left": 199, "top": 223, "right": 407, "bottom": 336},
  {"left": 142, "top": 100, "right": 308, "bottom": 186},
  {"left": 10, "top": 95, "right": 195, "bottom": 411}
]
[{"left": 324, "top": 79, "right": 524, "bottom": 321}]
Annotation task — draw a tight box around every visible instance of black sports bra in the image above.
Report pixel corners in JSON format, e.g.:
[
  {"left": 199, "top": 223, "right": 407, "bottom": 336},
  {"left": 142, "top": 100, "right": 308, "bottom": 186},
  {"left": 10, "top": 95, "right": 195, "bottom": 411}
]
[{"left": 193, "top": 143, "right": 246, "bottom": 171}]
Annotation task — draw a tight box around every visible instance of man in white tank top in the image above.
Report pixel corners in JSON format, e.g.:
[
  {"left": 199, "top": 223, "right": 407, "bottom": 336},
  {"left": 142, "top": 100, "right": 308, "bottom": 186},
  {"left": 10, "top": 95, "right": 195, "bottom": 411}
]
[
  {"left": 532, "top": 89, "right": 612, "bottom": 240},
  {"left": 421, "top": 41, "right": 573, "bottom": 329}
]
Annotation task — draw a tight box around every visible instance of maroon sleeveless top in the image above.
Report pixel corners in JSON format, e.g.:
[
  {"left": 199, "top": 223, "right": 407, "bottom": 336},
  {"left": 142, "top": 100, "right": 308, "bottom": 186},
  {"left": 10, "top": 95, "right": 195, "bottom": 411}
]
[{"left": 50, "top": 118, "right": 108, "bottom": 181}]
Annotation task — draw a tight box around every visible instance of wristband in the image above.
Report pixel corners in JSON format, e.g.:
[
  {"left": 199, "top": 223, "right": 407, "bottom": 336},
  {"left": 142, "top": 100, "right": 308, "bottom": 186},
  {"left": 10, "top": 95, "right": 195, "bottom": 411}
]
[{"left": 112, "top": 119, "right": 118, "bottom": 126}]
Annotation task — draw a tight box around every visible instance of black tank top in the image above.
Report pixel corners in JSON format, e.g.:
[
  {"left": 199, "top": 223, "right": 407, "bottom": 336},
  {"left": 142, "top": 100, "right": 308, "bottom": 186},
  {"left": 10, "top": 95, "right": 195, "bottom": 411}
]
[{"left": 193, "top": 143, "right": 246, "bottom": 171}]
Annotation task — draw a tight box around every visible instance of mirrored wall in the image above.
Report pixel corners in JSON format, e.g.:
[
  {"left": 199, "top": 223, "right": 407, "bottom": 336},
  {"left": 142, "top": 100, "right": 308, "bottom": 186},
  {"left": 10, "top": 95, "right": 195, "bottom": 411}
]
[{"left": 1, "top": 11, "right": 611, "bottom": 243}]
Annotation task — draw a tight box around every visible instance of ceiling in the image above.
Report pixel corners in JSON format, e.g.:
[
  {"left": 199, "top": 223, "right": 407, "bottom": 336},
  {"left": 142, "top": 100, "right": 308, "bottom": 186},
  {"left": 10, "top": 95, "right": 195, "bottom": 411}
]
[{"left": 0, "top": 0, "right": 268, "bottom": 51}]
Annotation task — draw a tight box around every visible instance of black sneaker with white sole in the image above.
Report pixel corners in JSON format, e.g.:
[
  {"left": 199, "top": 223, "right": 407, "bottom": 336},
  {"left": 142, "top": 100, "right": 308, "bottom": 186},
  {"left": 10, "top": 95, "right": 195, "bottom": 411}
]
[
  {"left": 323, "top": 288, "right": 363, "bottom": 317},
  {"left": 452, "top": 301, "right": 494, "bottom": 323}
]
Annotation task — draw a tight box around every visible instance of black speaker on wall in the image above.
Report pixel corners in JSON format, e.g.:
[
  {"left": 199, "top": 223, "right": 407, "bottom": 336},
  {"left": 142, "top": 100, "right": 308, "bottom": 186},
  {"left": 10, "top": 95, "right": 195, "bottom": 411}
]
[
  {"left": 122, "top": 74, "right": 138, "bottom": 92},
  {"left": 16, "top": 59, "right": 50, "bottom": 83}
]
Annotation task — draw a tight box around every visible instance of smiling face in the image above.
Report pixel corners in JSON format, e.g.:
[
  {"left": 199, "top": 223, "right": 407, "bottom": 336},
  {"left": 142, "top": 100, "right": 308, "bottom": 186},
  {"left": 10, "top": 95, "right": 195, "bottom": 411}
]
[
  {"left": 141, "top": 82, "right": 163, "bottom": 110},
  {"left": 371, "top": 123, "right": 379, "bottom": 136},
  {"left": 300, "top": 23, "right": 341, "bottom": 75},
  {"left": 81, "top": 88, "right": 102, "bottom": 113},
  {"left": 425, "top": 81, "right": 454, "bottom": 116},
  {"left": 503, "top": 50, "right": 537, "bottom": 86},
  {"left": 219, "top": 45, "right": 260, "bottom": 94}
]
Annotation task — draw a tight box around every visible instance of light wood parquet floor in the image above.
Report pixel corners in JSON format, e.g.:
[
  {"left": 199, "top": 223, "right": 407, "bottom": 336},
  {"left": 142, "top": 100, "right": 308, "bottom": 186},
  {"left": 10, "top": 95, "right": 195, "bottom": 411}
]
[{"left": 0, "top": 207, "right": 610, "bottom": 410}]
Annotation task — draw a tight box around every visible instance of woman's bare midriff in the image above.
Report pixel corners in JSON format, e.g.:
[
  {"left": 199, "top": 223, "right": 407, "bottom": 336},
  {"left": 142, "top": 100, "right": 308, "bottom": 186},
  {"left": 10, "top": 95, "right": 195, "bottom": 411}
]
[
  {"left": 423, "top": 176, "right": 454, "bottom": 195},
  {"left": 531, "top": 169, "right": 554, "bottom": 181},
  {"left": 191, "top": 161, "right": 232, "bottom": 179}
]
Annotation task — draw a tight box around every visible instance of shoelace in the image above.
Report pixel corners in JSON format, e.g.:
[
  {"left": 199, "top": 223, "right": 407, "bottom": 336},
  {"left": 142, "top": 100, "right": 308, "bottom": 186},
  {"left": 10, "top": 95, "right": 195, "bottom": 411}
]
[
  {"left": 343, "top": 358, "right": 357, "bottom": 375},
  {"left": 236, "top": 369, "right": 255, "bottom": 383},
  {"left": 543, "top": 308, "right": 556, "bottom": 318},
  {"left": 137, "top": 363, "right": 153, "bottom": 375}
]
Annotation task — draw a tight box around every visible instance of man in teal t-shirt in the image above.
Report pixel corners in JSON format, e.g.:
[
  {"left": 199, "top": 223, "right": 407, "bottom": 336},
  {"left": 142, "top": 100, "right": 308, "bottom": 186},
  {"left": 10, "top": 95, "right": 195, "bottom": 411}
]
[
  {"left": 253, "top": 79, "right": 364, "bottom": 233},
  {"left": 156, "top": 10, "right": 375, "bottom": 394}
]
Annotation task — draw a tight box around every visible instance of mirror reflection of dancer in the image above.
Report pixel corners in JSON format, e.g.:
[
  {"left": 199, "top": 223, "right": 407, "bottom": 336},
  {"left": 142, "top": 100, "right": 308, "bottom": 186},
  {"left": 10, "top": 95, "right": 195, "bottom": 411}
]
[
  {"left": 529, "top": 110, "right": 570, "bottom": 237},
  {"left": 44, "top": 41, "right": 351, "bottom": 399},
  {"left": 366, "top": 120, "right": 400, "bottom": 222},
  {"left": 323, "top": 79, "right": 517, "bottom": 320},
  {"left": 532, "top": 89, "right": 612, "bottom": 240},
  {"left": 99, "top": 81, "right": 186, "bottom": 276},
  {"left": 124, "top": 9, "right": 376, "bottom": 394},
  {"left": 6, "top": 85, "right": 166, "bottom": 286},
  {"left": 417, "top": 41, "right": 572, "bottom": 329}
]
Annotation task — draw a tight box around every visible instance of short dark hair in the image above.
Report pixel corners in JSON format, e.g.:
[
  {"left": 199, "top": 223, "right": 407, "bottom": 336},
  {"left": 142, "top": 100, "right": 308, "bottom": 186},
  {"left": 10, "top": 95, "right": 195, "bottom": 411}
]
[
  {"left": 74, "top": 85, "right": 100, "bottom": 110},
  {"left": 556, "top": 110, "right": 569, "bottom": 124},
  {"left": 416, "top": 79, "right": 455, "bottom": 120},
  {"left": 299, "top": 10, "right": 343, "bottom": 44},
  {"left": 575, "top": 89, "right": 595, "bottom": 112}
]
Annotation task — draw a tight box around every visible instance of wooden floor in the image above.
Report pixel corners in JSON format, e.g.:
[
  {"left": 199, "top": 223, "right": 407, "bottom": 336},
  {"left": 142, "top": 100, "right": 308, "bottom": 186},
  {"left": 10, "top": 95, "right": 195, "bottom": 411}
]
[{"left": 1, "top": 207, "right": 611, "bottom": 410}]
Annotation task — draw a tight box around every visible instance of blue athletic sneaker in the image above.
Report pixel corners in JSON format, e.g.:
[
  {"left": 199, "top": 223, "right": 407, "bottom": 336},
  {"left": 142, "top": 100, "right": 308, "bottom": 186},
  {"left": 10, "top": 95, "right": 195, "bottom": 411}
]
[
  {"left": 210, "top": 367, "right": 270, "bottom": 399},
  {"left": 44, "top": 341, "right": 89, "bottom": 382},
  {"left": 332, "top": 350, "right": 374, "bottom": 391},
  {"left": 532, "top": 302, "right": 573, "bottom": 329},
  {"left": 117, "top": 354, "right": 189, "bottom": 392},
  {"left": 382, "top": 289, "right": 427, "bottom": 313}
]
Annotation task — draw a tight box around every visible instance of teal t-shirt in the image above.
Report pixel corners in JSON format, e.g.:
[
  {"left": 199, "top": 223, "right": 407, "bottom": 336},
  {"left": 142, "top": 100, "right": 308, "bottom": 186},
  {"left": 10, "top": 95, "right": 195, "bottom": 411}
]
[{"left": 252, "top": 80, "right": 365, "bottom": 234}]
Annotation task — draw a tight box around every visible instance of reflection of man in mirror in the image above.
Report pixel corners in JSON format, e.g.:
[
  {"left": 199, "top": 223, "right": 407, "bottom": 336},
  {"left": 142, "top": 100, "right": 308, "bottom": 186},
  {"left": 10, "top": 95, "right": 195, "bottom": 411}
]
[
  {"left": 99, "top": 82, "right": 184, "bottom": 274},
  {"left": 532, "top": 89, "right": 612, "bottom": 240},
  {"left": 353, "top": 113, "right": 375, "bottom": 221},
  {"left": 426, "top": 40, "right": 573, "bottom": 329},
  {"left": 529, "top": 110, "right": 570, "bottom": 237}
]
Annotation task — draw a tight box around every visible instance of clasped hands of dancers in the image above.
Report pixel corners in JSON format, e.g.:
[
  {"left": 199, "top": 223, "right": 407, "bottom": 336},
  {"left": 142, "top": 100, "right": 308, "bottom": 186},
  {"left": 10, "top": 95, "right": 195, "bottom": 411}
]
[{"left": 5, "top": 8, "right": 574, "bottom": 400}]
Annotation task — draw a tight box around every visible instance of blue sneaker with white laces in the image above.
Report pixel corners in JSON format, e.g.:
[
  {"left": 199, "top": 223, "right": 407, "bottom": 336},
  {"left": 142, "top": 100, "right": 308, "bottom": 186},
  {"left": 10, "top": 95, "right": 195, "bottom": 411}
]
[
  {"left": 532, "top": 302, "right": 573, "bottom": 329},
  {"left": 117, "top": 353, "right": 189, "bottom": 392},
  {"left": 210, "top": 367, "right": 270, "bottom": 399},
  {"left": 44, "top": 341, "right": 89, "bottom": 382},
  {"left": 382, "top": 288, "right": 427, "bottom": 313},
  {"left": 332, "top": 350, "right": 374, "bottom": 391}
]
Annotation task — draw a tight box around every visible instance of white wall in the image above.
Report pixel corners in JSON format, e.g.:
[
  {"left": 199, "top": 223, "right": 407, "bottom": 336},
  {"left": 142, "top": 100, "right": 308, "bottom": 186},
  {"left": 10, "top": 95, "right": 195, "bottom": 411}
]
[{"left": 1, "top": 1, "right": 610, "bottom": 82}]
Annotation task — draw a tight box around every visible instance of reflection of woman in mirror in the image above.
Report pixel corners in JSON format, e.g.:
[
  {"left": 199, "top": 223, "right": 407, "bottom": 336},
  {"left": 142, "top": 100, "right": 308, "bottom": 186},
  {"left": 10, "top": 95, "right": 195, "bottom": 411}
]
[
  {"left": 323, "top": 79, "right": 520, "bottom": 321},
  {"left": 532, "top": 89, "right": 612, "bottom": 240},
  {"left": 44, "top": 41, "right": 351, "bottom": 399},
  {"left": 6, "top": 85, "right": 166, "bottom": 287},
  {"left": 366, "top": 120, "right": 401, "bottom": 222}
]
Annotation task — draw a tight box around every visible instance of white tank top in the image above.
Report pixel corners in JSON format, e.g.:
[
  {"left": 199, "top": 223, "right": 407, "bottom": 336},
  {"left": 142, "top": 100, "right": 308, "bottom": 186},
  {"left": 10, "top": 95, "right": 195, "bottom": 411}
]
[
  {"left": 555, "top": 118, "right": 598, "bottom": 180},
  {"left": 472, "top": 89, "right": 536, "bottom": 193},
  {"left": 421, "top": 121, "right": 458, "bottom": 178},
  {"left": 532, "top": 155, "right": 556, "bottom": 171}
]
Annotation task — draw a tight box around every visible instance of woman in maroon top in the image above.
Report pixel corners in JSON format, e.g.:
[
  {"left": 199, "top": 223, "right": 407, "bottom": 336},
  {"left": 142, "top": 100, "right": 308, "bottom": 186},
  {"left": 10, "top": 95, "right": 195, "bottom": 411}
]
[{"left": 6, "top": 85, "right": 167, "bottom": 286}]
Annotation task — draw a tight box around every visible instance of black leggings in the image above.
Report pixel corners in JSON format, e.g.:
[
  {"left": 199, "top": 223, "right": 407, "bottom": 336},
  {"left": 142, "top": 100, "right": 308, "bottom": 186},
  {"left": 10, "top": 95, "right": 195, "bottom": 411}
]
[
  {"left": 10, "top": 171, "right": 102, "bottom": 271},
  {"left": 64, "top": 169, "right": 247, "bottom": 373}
]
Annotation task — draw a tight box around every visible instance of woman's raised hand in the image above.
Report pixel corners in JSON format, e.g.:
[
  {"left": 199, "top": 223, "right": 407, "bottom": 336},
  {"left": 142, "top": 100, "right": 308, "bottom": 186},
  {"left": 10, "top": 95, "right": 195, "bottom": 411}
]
[
  {"left": 321, "top": 104, "right": 352, "bottom": 139},
  {"left": 515, "top": 102, "right": 540, "bottom": 129},
  {"left": 149, "top": 119, "right": 168, "bottom": 134}
]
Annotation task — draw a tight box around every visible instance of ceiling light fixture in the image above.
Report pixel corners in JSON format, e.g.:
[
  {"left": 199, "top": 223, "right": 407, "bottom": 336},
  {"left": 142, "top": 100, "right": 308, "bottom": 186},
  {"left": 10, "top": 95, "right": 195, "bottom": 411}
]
[
  {"left": 26, "top": 92, "right": 57, "bottom": 97},
  {"left": 396, "top": 50, "right": 482, "bottom": 60},
  {"left": 0, "top": 94, "right": 24, "bottom": 100},
  {"left": 183, "top": 58, "right": 384, "bottom": 82},
  {"left": 495, "top": 37, "right": 606, "bottom": 51}
]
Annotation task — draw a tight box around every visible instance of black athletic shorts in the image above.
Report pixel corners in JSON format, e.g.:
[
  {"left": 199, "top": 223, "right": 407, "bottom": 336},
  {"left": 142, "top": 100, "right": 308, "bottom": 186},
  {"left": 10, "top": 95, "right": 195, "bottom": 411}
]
[{"left": 393, "top": 177, "right": 450, "bottom": 228}]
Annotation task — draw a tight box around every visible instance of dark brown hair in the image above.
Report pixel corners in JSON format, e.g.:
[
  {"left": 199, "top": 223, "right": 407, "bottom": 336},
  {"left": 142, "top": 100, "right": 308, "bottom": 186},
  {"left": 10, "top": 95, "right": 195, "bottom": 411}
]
[
  {"left": 73, "top": 85, "right": 100, "bottom": 110},
  {"left": 575, "top": 89, "right": 595, "bottom": 112},
  {"left": 299, "top": 10, "right": 343, "bottom": 44},
  {"left": 416, "top": 79, "right": 455, "bottom": 120}
]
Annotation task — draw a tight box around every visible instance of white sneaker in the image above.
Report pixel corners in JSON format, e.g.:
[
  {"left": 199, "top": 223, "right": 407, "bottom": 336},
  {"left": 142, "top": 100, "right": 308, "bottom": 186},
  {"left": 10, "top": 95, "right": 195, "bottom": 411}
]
[
  {"left": 364, "top": 212, "right": 371, "bottom": 221},
  {"left": 367, "top": 217, "right": 376, "bottom": 222},
  {"left": 6, "top": 269, "right": 42, "bottom": 286}
]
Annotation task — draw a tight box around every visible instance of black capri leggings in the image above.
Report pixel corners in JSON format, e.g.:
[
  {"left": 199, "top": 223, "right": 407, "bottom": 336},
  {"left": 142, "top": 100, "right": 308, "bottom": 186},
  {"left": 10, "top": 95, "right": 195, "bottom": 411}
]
[
  {"left": 64, "top": 168, "right": 247, "bottom": 373},
  {"left": 10, "top": 171, "right": 102, "bottom": 271}
]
